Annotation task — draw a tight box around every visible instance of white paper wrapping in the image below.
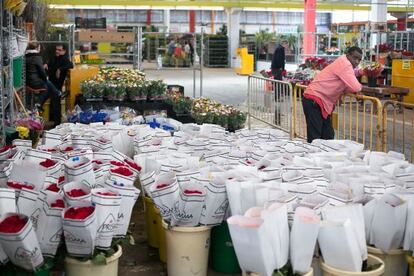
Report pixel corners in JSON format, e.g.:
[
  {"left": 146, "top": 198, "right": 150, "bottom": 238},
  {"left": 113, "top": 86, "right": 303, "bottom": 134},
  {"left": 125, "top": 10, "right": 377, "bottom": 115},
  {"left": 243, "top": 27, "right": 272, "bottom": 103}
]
[{"left": 0, "top": 213, "right": 44, "bottom": 271}]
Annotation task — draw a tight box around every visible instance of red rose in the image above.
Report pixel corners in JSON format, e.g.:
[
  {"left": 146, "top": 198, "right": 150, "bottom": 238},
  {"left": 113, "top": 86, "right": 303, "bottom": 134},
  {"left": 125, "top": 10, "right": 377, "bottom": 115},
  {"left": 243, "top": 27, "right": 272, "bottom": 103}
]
[
  {"left": 124, "top": 159, "right": 142, "bottom": 172},
  {"left": 97, "top": 191, "right": 117, "bottom": 196},
  {"left": 51, "top": 199, "right": 65, "bottom": 208},
  {"left": 92, "top": 160, "right": 103, "bottom": 165},
  {"left": 46, "top": 184, "right": 60, "bottom": 193},
  {"left": 46, "top": 148, "right": 57, "bottom": 152},
  {"left": 7, "top": 181, "right": 34, "bottom": 190},
  {"left": 64, "top": 206, "right": 94, "bottom": 220},
  {"left": 110, "top": 167, "right": 133, "bottom": 177},
  {"left": 258, "top": 165, "right": 267, "bottom": 170},
  {"left": 184, "top": 189, "right": 202, "bottom": 195},
  {"left": 156, "top": 183, "right": 169, "bottom": 189},
  {"left": 0, "top": 145, "right": 15, "bottom": 153},
  {"left": 245, "top": 160, "right": 252, "bottom": 165},
  {"left": 58, "top": 176, "right": 65, "bottom": 184},
  {"left": 40, "top": 159, "right": 57, "bottom": 168},
  {"left": 110, "top": 161, "right": 125, "bottom": 167},
  {"left": 67, "top": 188, "right": 87, "bottom": 197},
  {"left": 0, "top": 215, "right": 27, "bottom": 233},
  {"left": 63, "top": 146, "right": 74, "bottom": 152}
]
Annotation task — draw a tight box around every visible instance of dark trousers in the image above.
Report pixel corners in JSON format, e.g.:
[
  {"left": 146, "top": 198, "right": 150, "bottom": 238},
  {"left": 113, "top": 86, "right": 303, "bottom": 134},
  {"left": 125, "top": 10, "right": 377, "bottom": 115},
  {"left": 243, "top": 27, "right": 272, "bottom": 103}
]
[
  {"left": 302, "top": 97, "right": 335, "bottom": 143},
  {"left": 37, "top": 81, "right": 61, "bottom": 126},
  {"left": 271, "top": 68, "right": 283, "bottom": 81}
]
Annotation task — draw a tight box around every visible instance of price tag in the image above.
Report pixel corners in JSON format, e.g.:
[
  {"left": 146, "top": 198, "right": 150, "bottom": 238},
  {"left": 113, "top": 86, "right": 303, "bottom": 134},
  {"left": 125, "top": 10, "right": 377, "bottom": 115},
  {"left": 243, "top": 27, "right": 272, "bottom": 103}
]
[{"left": 402, "top": 60, "right": 410, "bottom": 70}]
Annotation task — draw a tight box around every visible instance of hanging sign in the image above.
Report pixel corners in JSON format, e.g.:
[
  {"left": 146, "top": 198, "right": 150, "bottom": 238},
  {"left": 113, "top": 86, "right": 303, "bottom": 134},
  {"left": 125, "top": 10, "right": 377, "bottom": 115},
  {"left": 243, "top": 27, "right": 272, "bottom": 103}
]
[{"left": 402, "top": 60, "right": 410, "bottom": 70}]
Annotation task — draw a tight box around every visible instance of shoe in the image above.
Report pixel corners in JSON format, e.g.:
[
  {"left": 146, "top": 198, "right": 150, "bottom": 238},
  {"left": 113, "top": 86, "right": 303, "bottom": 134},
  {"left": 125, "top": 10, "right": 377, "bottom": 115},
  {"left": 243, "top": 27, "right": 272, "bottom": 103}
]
[{"left": 60, "top": 91, "right": 69, "bottom": 98}]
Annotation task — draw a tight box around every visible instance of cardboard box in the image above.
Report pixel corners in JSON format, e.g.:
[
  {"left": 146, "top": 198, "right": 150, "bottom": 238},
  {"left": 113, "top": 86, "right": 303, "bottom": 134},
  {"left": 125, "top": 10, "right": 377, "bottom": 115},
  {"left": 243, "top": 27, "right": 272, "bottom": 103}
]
[{"left": 76, "top": 30, "right": 135, "bottom": 43}]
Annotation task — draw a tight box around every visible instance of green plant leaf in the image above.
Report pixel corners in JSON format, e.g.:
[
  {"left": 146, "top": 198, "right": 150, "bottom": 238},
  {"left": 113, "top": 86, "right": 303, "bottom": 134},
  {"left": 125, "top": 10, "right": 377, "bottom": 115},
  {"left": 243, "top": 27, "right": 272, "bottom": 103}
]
[
  {"left": 92, "top": 253, "right": 107, "bottom": 265},
  {"left": 105, "top": 248, "right": 116, "bottom": 258}
]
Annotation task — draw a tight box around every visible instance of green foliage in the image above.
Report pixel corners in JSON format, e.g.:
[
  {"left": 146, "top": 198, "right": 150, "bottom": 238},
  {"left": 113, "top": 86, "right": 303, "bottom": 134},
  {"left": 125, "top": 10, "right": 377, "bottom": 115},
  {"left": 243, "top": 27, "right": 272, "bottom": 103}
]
[{"left": 255, "top": 29, "right": 275, "bottom": 43}]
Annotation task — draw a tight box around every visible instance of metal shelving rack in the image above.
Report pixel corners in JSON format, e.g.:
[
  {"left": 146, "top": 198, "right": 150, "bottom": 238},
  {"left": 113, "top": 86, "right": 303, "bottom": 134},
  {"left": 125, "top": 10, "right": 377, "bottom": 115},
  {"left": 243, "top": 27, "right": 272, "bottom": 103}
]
[
  {"left": 0, "top": 2, "right": 5, "bottom": 145},
  {"left": 1, "top": 4, "right": 19, "bottom": 146}
]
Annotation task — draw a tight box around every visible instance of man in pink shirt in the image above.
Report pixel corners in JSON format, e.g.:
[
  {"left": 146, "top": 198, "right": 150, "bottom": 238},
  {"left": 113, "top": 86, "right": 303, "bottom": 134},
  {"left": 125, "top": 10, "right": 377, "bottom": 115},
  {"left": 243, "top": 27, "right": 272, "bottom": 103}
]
[{"left": 303, "top": 46, "right": 363, "bottom": 143}]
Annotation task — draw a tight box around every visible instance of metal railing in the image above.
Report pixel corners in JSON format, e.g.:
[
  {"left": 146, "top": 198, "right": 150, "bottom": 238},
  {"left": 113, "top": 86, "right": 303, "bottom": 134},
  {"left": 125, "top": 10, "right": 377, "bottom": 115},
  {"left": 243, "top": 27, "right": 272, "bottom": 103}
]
[
  {"left": 292, "top": 84, "right": 308, "bottom": 140},
  {"left": 247, "top": 75, "right": 293, "bottom": 136},
  {"left": 382, "top": 100, "right": 414, "bottom": 163},
  {"left": 249, "top": 79, "right": 413, "bottom": 158},
  {"left": 336, "top": 93, "right": 383, "bottom": 151}
]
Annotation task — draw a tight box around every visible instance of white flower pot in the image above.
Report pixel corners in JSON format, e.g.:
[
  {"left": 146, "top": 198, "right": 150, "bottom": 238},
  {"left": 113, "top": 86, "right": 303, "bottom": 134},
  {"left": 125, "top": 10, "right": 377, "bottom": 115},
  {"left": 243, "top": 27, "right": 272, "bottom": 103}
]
[
  {"left": 320, "top": 254, "right": 384, "bottom": 276},
  {"left": 64, "top": 245, "right": 122, "bottom": 276},
  {"left": 367, "top": 245, "right": 407, "bottom": 276}
]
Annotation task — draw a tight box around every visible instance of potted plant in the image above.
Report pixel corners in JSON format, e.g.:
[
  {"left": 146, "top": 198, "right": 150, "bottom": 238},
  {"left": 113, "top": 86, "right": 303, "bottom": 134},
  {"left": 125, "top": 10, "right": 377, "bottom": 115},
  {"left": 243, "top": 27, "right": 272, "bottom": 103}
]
[
  {"left": 127, "top": 83, "right": 147, "bottom": 101},
  {"left": 227, "top": 108, "right": 246, "bottom": 132},
  {"left": 64, "top": 236, "right": 133, "bottom": 276},
  {"left": 81, "top": 80, "right": 104, "bottom": 101},
  {"left": 107, "top": 84, "right": 127, "bottom": 101},
  {"left": 172, "top": 96, "right": 193, "bottom": 116},
  {"left": 147, "top": 80, "right": 167, "bottom": 101}
]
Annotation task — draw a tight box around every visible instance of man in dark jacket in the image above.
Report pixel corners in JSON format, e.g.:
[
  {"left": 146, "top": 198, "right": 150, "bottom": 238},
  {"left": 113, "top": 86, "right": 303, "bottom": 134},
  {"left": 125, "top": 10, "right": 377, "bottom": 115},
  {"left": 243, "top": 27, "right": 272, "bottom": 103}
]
[
  {"left": 271, "top": 40, "right": 288, "bottom": 80},
  {"left": 46, "top": 44, "right": 73, "bottom": 126},
  {"left": 25, "top": 41, "right": 61, "bottom": 113},
  {"left": 47, "top": 44, "right": 73, "bottom": 91}
]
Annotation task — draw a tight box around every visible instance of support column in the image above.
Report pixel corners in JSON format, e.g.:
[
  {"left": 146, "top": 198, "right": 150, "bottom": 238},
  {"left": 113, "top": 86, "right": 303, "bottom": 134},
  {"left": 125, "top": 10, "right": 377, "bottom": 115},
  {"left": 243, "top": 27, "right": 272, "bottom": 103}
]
[
  {"left": 163, "top": 10, "right": 170, "bottom": 33},
  {"left": 189, "top": 10, "right": 196, "bottom": 33},
  {"left": 369, "top": 0, "right": 387, "bottom": 48},
  {"left": 303, "top": 0, "right": 316, "bottom": 59},
  {"left": 226, "top": 8, "right": 241, "bottom": 68},
  {"left": 146, "top": 9, "right": 152, "bottom": 27},
  {"left": 211, "top": 11, "right": 215, "bottom": 34}
]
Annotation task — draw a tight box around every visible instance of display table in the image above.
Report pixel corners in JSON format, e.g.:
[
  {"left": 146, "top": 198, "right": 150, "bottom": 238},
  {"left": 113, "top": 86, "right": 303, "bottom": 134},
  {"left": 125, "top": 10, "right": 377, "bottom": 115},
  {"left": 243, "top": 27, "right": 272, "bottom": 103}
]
[{"left": 361, "top": 85, "right": 409, "bottom": 102}]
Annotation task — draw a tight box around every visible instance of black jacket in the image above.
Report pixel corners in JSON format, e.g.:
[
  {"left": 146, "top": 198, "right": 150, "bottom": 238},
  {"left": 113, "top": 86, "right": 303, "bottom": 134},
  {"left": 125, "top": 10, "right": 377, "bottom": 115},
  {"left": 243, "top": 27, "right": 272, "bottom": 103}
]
[
  {"left": 271, "top": 44, "right": 285, "bottom": 70},
  {"left": 25, "top": 52, "right": 47, "bottom": 89},
  {"left": 47, "top": 54, "right": 73, "bottom": 90}
]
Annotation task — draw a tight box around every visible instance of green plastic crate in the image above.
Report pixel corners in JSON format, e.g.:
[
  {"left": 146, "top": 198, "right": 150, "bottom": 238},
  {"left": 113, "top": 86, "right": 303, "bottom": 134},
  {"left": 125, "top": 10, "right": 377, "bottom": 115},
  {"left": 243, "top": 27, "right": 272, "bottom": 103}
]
[{"left": 13, "top": 57, "right": 24, "bottom": 89}]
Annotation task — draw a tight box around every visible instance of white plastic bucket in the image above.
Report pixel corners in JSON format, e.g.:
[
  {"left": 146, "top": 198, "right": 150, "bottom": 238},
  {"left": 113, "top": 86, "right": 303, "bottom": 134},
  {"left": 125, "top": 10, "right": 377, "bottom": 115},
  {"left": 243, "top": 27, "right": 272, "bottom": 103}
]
[
  {"left": 64, "top": 245, "right": 122, "bottom": 276},
  {"left": 242, "top": 267, "right": 314, "bottom": 276},
  {"left": 320, "top": 254, "right": 384, "bottom": 276},
  {"left": 162, "top": 220, "right": 211, "bottom": 276},
  {"left": 367, "top": 246, "right": 407, "bottom": 276}
]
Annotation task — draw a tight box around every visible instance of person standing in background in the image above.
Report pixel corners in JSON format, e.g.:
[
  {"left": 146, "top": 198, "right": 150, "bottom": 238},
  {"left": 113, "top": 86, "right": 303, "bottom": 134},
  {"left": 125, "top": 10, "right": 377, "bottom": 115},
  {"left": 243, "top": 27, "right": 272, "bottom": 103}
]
[
  {"left": 46, "top": 43, "right": 73, "bottom": 126},
  {"left": 271, "top": 40, "right": 288, "bottom": 80}
]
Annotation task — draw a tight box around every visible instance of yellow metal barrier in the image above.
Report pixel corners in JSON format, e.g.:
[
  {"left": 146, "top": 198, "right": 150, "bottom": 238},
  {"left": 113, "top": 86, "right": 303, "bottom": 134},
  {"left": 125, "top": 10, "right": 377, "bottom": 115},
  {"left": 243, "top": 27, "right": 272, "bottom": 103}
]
[
  {"left": 292, "top": 84, "right": 308, "bottom": 139},
  {"left": 337, "top": 93, "right": 383, "bottom": 151},
  {"left": 247, "top": 75, "right": 293, "bottom": 135},
  {"left": 382, "top": 100, "right": 414, "bottom": 163},
  {"left": 292, "top": 84, "right": 383, "bottom": 151}
]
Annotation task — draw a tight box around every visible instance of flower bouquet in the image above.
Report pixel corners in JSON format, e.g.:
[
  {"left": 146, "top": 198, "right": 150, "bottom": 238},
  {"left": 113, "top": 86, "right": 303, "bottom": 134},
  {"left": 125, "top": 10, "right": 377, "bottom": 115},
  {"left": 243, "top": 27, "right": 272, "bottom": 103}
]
[
  {"left": 0, "top": 141, "right": 141, "bottom": 275},
  {"left": 13, "top": 111, "right": 44, "bottom": 146},
  {"left": 359, "top": 62, "right": 384, "bottom": 87},
  {"left": 299, "top": 57, "right": 330, "bottom": 71},
  {"left": 375, "top": 43, "right": 392, "bottom": 53}
]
